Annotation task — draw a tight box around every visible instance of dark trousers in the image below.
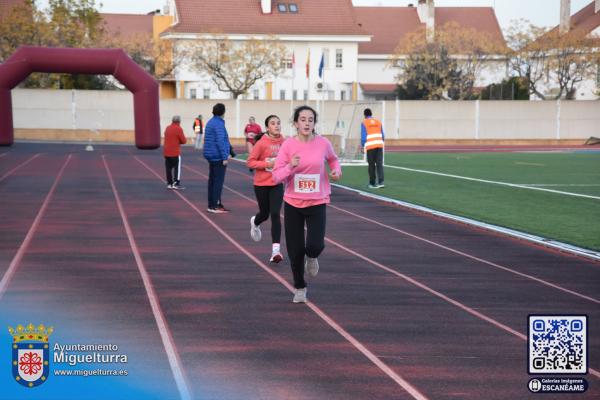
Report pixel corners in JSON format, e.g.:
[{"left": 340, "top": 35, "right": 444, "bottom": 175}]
[
  {"left": 284, "top": 203, "right": 326, "bottom": 289},
  {"left": 254, "top": 184, "right": 284, "bottom": 243},
  {"left": 165, "top": 156, "right": 181, "bottom": 185},
  {"left": 207, "top": 161, "right": 227, "bottom": 208},
  {"left": 367, "top": 147, "right": 384, "bottom": 185}
]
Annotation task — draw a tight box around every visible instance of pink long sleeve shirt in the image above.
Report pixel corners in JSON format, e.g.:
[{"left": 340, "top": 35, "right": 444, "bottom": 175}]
[{"left": 272, "top": 135, "right": 342, "bottom": 208}]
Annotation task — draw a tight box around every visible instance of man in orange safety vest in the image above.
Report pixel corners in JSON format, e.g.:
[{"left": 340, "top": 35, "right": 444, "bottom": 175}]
[{"left": 360, "top": 108, "right": 385, "bottom": 189}]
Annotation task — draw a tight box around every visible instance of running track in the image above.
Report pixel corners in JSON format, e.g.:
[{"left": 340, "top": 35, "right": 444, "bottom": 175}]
[{"left": 0, "top": 143, "right": 598, "bottom": 400}]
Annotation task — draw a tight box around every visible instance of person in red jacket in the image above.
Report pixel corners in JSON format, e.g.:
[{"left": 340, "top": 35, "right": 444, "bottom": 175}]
[
  {"left": 163, "top": 115, "right": 187, "bottom": 190},
  {"left": 247, "top": 115, "right": 285, "bottom": 263},
  {"left": 244, "top": 116, "right": 262, "bottom": 156}
]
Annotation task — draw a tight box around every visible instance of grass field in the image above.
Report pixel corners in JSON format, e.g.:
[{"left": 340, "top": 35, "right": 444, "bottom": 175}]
[{"left": 339, "top": 152, "right": 600, "bottom": 251}]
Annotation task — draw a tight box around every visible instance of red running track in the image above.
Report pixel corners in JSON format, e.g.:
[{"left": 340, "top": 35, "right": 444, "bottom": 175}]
[{"left": 0, "top": 143, "right": 598, "bottom": 400}]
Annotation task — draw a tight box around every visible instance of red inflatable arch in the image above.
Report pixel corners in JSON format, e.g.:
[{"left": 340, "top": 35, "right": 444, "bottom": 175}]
[{"left": 0, "top": 46, "right": 160, "bottom": 149}]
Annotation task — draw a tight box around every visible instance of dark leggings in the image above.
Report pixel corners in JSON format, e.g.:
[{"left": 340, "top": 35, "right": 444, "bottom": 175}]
[
  {"left": 284, "top": 202, "right": 326, "bottom": 289},
  {"left": 253, "top": 184, "right": 284, "bottom": 243}
]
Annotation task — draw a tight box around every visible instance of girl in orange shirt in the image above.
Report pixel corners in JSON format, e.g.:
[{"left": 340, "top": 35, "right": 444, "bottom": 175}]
[{"left": 247, "top": 115, "right": 286, "bottom": 263}]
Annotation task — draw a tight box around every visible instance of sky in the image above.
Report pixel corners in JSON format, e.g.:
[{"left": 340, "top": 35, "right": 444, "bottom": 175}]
[{"left": 35, "top": 0, "right": 593, "bottom": 31}]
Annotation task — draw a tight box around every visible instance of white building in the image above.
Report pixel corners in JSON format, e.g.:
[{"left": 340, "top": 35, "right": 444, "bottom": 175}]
[
  {"left": 102, "top": 0, "right": 508, "bottom": 101},
  {"left": 353, "top": 0, "right": 507, "bottom": 100},
  {"left": 158, "top": 0, "right": 370, "bottom": 101}
]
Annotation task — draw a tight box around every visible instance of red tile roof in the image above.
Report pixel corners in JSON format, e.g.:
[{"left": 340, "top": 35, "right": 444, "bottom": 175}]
[
  {"left": 168, "top": 0, "right": 367, "bottom": 36},
  {"left": 548, "top": 2, "right": 600, "bottom": 39},
  {"left": 354, "top": 6, "right": 504, "bottom": 54},
  {"left": 100, "top": 13, "right": 153, "bottom": 37}
]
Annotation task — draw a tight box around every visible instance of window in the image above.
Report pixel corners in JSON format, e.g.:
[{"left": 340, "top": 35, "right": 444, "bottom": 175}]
[
  {"left": 335, "top": 49, "right": 343, "bottom": 68},
  {"left": 340, "top": 90, "right": 346, "bottom": 101},
  {"left": 277, "top": 3, "right": 287, "bottom": 12},
  {"left": 597, "top": 64, "right": 600, "bottom": 88},
  {"left": 303, "top": 90, "right": 308, "bottom": 100},
  {"left": 289, "top": 3, "right": 298, "bottom": 12},
  {"left": 327, "top": 90, "right": 334, "bottom": 100},
  {"left": 203, "top": 89, "right": 210, "bottom": 99},
  {"left": 190, "top": 88, "right": 196, "bottom": 99},
  {"left": 253, "top": 89, "right": 259, "bottom": 100},
  {"left": 322, "top": 48, "right": 329, "bottom": 69},
  {"left": 281, "top": 58, "right": 293, "bottom": 70},
  {"left": 293, "top": 90, "right": 298, "bottom": 100},
  {"left": 280, "top": 89, "right": 286, "bottom": 100}
]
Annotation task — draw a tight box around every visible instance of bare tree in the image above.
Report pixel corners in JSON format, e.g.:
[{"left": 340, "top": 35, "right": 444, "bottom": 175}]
[
  {"left": 505, "top": 20, "right": 551, "bottom": 99},
  {"left": 505, "top": 19, "right": 599, "bottom": 100},
  {"left": 551, "top": 31, "right": 599, "bottom": 99},
  {"left": 391, "top": 22, "right": 504, "bottom": 100},
  {"left": 184, "top": 35, "right": 285, "bottom": 99}
]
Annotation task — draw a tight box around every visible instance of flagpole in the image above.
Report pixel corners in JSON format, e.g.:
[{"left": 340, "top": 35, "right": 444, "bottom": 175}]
[
  {"left": 322, "top": 62, "right": 325, "bottom": 135},
  {"left": 291, "top": 51, "right": 295, "bottom": 117},
  {"left": 306, "top": 48, "right": 310, "bottom": 106}
]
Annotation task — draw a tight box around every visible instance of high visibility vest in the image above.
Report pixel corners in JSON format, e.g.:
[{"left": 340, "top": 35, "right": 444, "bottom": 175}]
[
  {"left": 363, "top": 118, "right": 384, "bottom": 151},
  {"left": 194, "top": 119, "right": 202, "bottom": 133}
]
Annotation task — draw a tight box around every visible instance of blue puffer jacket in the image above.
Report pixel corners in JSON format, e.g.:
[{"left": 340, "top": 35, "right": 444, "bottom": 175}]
[{"left": 203, "top": 116, "right": 231, "bottom": 162}]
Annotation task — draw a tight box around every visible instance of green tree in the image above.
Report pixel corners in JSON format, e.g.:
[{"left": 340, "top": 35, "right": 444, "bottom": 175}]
[{"left": 480, "top": 77, "right": 529, "bottom": 100}]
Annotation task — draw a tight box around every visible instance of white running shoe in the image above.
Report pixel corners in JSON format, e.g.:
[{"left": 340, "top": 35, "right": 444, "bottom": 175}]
[
  {"left": 292, "top": 288, "right": 307, "bottom": 303},
  {"left": 305, "top": 257, "right": 319, "bottom": 278},
  {"left": 270, "top": 251, "right": 283, "bottom": 263},
  {"left": 250, "top": 216, "right": 262, "bottom": 242}
]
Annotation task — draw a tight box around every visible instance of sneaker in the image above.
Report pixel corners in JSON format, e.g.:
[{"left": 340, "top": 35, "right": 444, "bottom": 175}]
[
  {"left": 305, "top": 257, "right": 319, "bottom": 278},
  {"left": 172, "top": 184, "right": 185, "bottom": 190},
  {"left": 269, "top": 251, "right": 283, "bottom": 263},
  {"left": 207, "top": 207, "right": 226, "bottom": 214},
  {"left": 377, "top": 183, "right": 385, "bottom": 188},
  {"left": 216, "top": 205, "right": 230, "bottom": 213},
  {"left": 292, "top": 288, "right": 307, "bottom": 303},
  {"left": 250, "top": 216, "right": 262, "bottom": 242},
  {"left": 167, "top": 184, "right": 174, "bottom": 189},
  {"left": 368, "top": 184, "right": 378, "bottom": 189}
]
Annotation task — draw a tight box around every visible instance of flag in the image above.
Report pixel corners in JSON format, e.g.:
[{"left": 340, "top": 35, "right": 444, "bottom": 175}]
[
  {"left": 305, "top": 50, "right": 310, "bottom": 78},
  {"left": 318, "top": 52, "right": 324, "bottom": 79},
  {"left": 292, "top": 51, "right": 296, "bottom": 78}
]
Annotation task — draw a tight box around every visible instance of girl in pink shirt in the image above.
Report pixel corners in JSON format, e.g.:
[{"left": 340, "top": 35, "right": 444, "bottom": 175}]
[
  {"left": 247, "top": 115, "right": 285, "bottom": 263},
  {"left": 272, "top": 105, "right": 341, "bottom": 303}
]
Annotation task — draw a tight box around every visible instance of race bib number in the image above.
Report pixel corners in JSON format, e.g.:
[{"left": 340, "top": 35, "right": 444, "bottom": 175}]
[{"left": 294, "top": 174, "right": 320, "bottom": 193}]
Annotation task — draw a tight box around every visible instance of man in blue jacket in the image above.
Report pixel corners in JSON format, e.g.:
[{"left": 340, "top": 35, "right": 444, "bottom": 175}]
[{"left": 203, "top": 103, "right": 231, "bottom": 213}]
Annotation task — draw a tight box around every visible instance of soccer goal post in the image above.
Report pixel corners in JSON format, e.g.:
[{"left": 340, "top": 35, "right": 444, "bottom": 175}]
[{"left": 332, "top": 102, "right": 383, "bottom": 165}]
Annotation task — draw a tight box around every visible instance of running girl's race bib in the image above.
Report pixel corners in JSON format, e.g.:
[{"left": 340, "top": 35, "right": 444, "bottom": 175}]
[{"left": 294, "top": 174, "right": 320, "bottom": 193}]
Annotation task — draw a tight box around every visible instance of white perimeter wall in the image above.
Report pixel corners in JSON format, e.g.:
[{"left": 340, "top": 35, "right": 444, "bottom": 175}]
[{"left": 10, "top": 89, "right": 600, "bottom": 140}]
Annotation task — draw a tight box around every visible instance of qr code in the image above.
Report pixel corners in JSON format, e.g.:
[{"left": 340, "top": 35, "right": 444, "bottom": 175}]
[{"left": 528, "top": 315, "right": 587, "bottom": 374}]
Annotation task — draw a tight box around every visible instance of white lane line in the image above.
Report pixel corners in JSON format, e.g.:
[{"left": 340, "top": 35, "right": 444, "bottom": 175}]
[
  {"left": 381, "top": 164, "right": 600, "bottom": 200},
  {"left": 137, "top": 158, "right": 429, "bottom": 400},
  {"left": 0, "top": 153, "right": 41, "bottom": 183},
  {"left": 0, "top": 155, "right": 71, "bottom": 300},
  {"left": 327, "top": 204, "right": 600, "bottom": 305},
  {"left": 203, "top": 161, "right": 600, "bottom": 379},
  {"left": 103, "top": 156, "right": 192, "bottom": 400},
  {"left": 331, "top": 183, "right": 600, "bottom": 262},
  {"left": 521, "top": 184, "right": 600, "bottom": 187}
]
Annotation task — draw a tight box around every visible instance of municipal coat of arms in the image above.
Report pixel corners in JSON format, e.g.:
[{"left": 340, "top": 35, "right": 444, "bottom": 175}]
[{"left": 9, "top": 323, "right": 53, "bottom": 388}]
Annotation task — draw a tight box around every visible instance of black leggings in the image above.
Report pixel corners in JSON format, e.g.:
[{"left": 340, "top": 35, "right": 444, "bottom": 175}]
[
  {"left": 284, "top": 202, "right": 326, "bottom": 289},
  {"left": 254, "top": 184, "right": 284, "bottom": 243}
]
